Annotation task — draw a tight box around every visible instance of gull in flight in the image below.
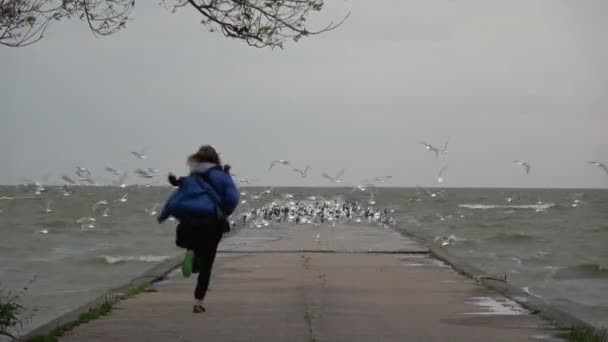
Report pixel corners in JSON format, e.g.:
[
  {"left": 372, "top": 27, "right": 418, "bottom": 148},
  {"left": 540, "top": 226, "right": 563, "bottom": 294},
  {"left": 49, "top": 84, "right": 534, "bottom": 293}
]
[
  {"left": 130, "top": 148, "right": 149, "bottom": 160},
  {"left": 20, "top": 179, "right": 46, "bottom": 194},
  {"left": 368, "top": 191, "right": 376, "bottom": 206},
  {"left": 441, "top": 139, "right": 449, "bottom": 158},
  {"left": 101, "top": 208, "right": 110, "bottom": 217},
  {"left": 437, "top": 166, "right": 447, "bottom": 184},
  {"left": 374, "top": 175, "right": 393, "bottom": 183},
  {"left": 134, "top": 168, "right": 156, "bottom": 179},
  {"left": 269, "top": 160, "right": 290, "bottom": 171},
  {"left": 76, "top": 167, "right": 91, "bottom": 178},
  {"left": 292, "top": 165, "right": 311, "bottom": 178},
  {"left": 112, "top": 173, "right": 128, "bottom": 188},
  {"left": 44, "top": 200, "right": 52, "bottom": 214},
  {"left": 145, "top": 203, "right": 160, "bottom": 216},
  {"left": 105, "top": 167, "right": 122, "bottom": 176},
  {"left": 513, "top": 160, "right": 531, "bottom": 175},
  {"left": 118, "top": 193, "right": 128, "bottom": 203},
  {"left": 434, "top": 235, "right": 459, "bottom": 247},
  {"left": 322, "top": 169, "right": 346, "bottom": 184},
  {"left": 92, "top": 200, "right": 109, "bottom": 212},
  {"left": 61, "top": 175, "right": 77, "bottom": 185},
  {"left": 420, "top": 141, "right": 440, "bottom": 159},
  {"left": 238, "top": 177, "right": 258, "bottom": 185},
  {"left": 251, "top": 188, "right": 272, "bottom": 200},
  {"left": 588, "top": 161, "right": 608, "bottom": 175},
  {"left": 76, "top": 217, "right": 96, "bottom": 230}
]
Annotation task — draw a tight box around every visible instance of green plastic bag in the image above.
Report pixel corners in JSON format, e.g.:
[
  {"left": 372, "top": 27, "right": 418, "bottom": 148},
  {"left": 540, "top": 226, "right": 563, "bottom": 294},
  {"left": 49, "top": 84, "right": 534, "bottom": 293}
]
[{"left": 182, "top": 250, "right": 194, "bottom": 278}]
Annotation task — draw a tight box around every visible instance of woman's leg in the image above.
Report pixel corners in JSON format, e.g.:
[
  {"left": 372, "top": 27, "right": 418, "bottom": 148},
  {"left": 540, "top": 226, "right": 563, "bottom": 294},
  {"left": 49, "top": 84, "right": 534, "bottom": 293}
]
[{"left": 193, "top": 230, "right": 222, "bottom": 303}]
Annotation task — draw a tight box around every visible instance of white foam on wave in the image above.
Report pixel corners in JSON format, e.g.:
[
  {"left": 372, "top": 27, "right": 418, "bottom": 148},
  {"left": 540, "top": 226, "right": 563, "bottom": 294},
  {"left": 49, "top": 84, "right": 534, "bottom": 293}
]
[
  {"left": 463, "top": 297, "right": 529, "bottom": 316},
  {"left": 458, "top": 203, "right": 555, "bottom": 210},
  {"left": 102, "top": 255, "right": 173, "bottom": 265}
]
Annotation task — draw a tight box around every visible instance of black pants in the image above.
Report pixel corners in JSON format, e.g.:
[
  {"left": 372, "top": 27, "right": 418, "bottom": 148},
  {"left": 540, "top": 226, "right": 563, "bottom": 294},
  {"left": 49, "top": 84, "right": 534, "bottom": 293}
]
[{"left": 192, "top": 227, "right": 223, "bottom": 301}]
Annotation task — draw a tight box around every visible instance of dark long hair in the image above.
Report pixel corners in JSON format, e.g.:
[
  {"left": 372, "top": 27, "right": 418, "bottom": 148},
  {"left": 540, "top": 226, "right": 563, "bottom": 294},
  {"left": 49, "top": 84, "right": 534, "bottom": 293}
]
[
  {"left": 189, "top": 145, "right": 221, "bottom": 164},
  {"left": 189, "top": 145, "right": 231, "bottom": 174}
]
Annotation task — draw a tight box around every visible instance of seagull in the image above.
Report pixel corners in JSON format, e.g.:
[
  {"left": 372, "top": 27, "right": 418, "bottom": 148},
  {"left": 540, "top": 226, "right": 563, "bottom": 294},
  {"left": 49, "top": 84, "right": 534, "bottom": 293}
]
[
  {"left": 20, "top": 179, "right": 46, "bottom": 194},
  {"left": 101, "top": 208, "right": 110, "bottom": 217},
  {"left": 434, "top": 235, "right": 458, "bottom": 247},
  {"left": 112, "top": 173, "right": 128, "bottom": 188},
  {"left": 292, "top": 165, "right": 311, "bottom": 178},
  {"left": 513, "top": 160, "right": 531, "bottom": 175},
  {"left": 44, "top": 200, "right": 52, "bottom": 214},
  {"left": 353, "top": 184, "right": 367, "bottom": 192},
  {"left": 269, "top": 160, "right": 290, "bottom": 171},
  {"left": 238, "top": 177, "right": 258, "bottom": 185},
  {"left": 420, "top": 141, "right": 440, "bottom": 159},
  {"left": 134, "top": 168, "right": 156, "bottom": 179},
  {"left": 76, "top": 167, "right": 91, "bottom": 178},
  {"left": 374, "top": 175, "right": 393, "bottom": 183},
  {"left": 441, "top": 139, "right": 449, "bottom": 158},
  {"left": 130, "top": 148, "right": 149, "bottom": 160},
  {"left": 61, "top": 175, "right": 77, "bottom": 185},
  {"left": 118, "top": 193, "right": 128, "bottom": 203},
  {"left": 144, "top": 203, "right": 160, "bottom": 216},
  {"left": 76, "top": 217, "right": 96, "bottom": 224},
  {"left": 76, "top": 217, "right": 96, "bottom": 230},
  {"left": 104, "top": 167, "right": 122, "bottom": 176},
  {"left": 92, "top": 200, "right": 108, "bottom": 212},
  {"left": 588, "top": 161, "right": 608, "bottom": 175},
  {"left": 322, "top": 169, "right": 346, "bottom": 184},
  {"left": 0, "top": 196, "right": 15, "bottom": 200},
  {"left": 437, "top": 166, "right": 447, "bottom": 184},
  {"left": 368, "top": 191, "right": 376, "bottom": 206}
]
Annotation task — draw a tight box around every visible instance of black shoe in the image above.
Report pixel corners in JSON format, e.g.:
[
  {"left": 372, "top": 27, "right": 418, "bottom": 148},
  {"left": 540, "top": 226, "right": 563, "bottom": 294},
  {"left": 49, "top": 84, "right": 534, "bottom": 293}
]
[{"left": 193, "top": 304, "right": 206, "bottom": 313}]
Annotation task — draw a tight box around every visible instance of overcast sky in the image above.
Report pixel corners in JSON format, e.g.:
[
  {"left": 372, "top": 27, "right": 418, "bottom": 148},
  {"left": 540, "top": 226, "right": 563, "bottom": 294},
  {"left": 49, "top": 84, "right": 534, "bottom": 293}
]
[{"left": 1, "top": 0, "right": 607, "bottom": 188}]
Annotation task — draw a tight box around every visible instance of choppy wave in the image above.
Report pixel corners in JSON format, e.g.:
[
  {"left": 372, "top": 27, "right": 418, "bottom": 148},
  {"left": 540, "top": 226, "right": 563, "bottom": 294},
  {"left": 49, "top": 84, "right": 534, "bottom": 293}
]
[
  {"left": 101, "top": 255, "right": 173, "bottom": 265},
  {"left": 553, "top": 264, "right": 608, "bottom": 280},
  {"left": 459, "top": 203, "right": 556, "bottom": 211}
]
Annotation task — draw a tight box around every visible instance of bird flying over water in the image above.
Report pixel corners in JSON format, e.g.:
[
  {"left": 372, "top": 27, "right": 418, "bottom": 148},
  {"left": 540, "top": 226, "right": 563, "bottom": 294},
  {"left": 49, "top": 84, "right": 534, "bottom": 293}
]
[
  {"left": 292, "top": 165, "right": 311, "bottom": 178},
  {"left": 441, "top": 139, "right": 449, "bottom": 158},
  {"left": 588, "top": 161, "right": 608, "bottom": 175},
  {"left": 75, "top": 167, "right": 91, "bottom": 178},
  {"left": 92, "top": 200, "right": 108, "bottom": 212},
  {"left": 420, "top": 141, "right": 440, "bottom": 159},
  {"left": 112, "top": 173, "right": 128, "bottom": 188},
  {"left": 322, "top": 169, "right": 346, "bottom": 184},
  {"left": 513, "top": 160, "right": 531, "bottom": 175},
  {"left": 104, "top": 167, "right": 122, "bottom": 176},
  {"left": 61, "top": 175, "right": 77, "bottom": 185},
  {"left": 437, "top": 166, "right": 447, "bottom": 184},
  {"left": 134, "top": 168, "right": 156, "bottom": 179},
  {"left": 130, "top": 147, "right": 149, "bottom": 160},
  {"left": 269, "top": 160, "right": 290, "bottom": 171}
]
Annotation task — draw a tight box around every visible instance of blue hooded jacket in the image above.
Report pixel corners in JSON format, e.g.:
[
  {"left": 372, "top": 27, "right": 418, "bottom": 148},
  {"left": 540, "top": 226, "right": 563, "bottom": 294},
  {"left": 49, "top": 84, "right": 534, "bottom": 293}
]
[{"left": 158, "top": 164, "right": 239, "bottom": 223}]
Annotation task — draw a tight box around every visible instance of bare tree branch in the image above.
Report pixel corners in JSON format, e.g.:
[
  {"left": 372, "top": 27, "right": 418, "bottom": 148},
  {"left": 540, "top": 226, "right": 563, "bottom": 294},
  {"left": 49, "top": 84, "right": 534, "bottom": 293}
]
[{"left": 1, "top": 0, "right": 348, "bottom": 48}]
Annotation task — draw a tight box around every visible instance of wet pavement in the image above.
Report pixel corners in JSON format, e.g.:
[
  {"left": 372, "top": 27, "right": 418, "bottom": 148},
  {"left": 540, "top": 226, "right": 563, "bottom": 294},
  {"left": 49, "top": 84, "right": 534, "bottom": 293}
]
[{"left": 60, "top": 224, "right": 565, "bottom": 342}]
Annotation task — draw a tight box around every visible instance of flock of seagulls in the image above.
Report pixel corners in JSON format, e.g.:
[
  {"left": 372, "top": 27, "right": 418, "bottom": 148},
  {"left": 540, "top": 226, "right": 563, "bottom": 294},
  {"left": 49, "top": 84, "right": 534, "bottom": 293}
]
[
  {"left": 234, "top": 199, "right": 397, "bottom": 231},
  {"left": 1, "top": 140, "right": 606, "bottom": 244},
  {"left": 1, "top": 149, "right": 168, "bottom": 231}
]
